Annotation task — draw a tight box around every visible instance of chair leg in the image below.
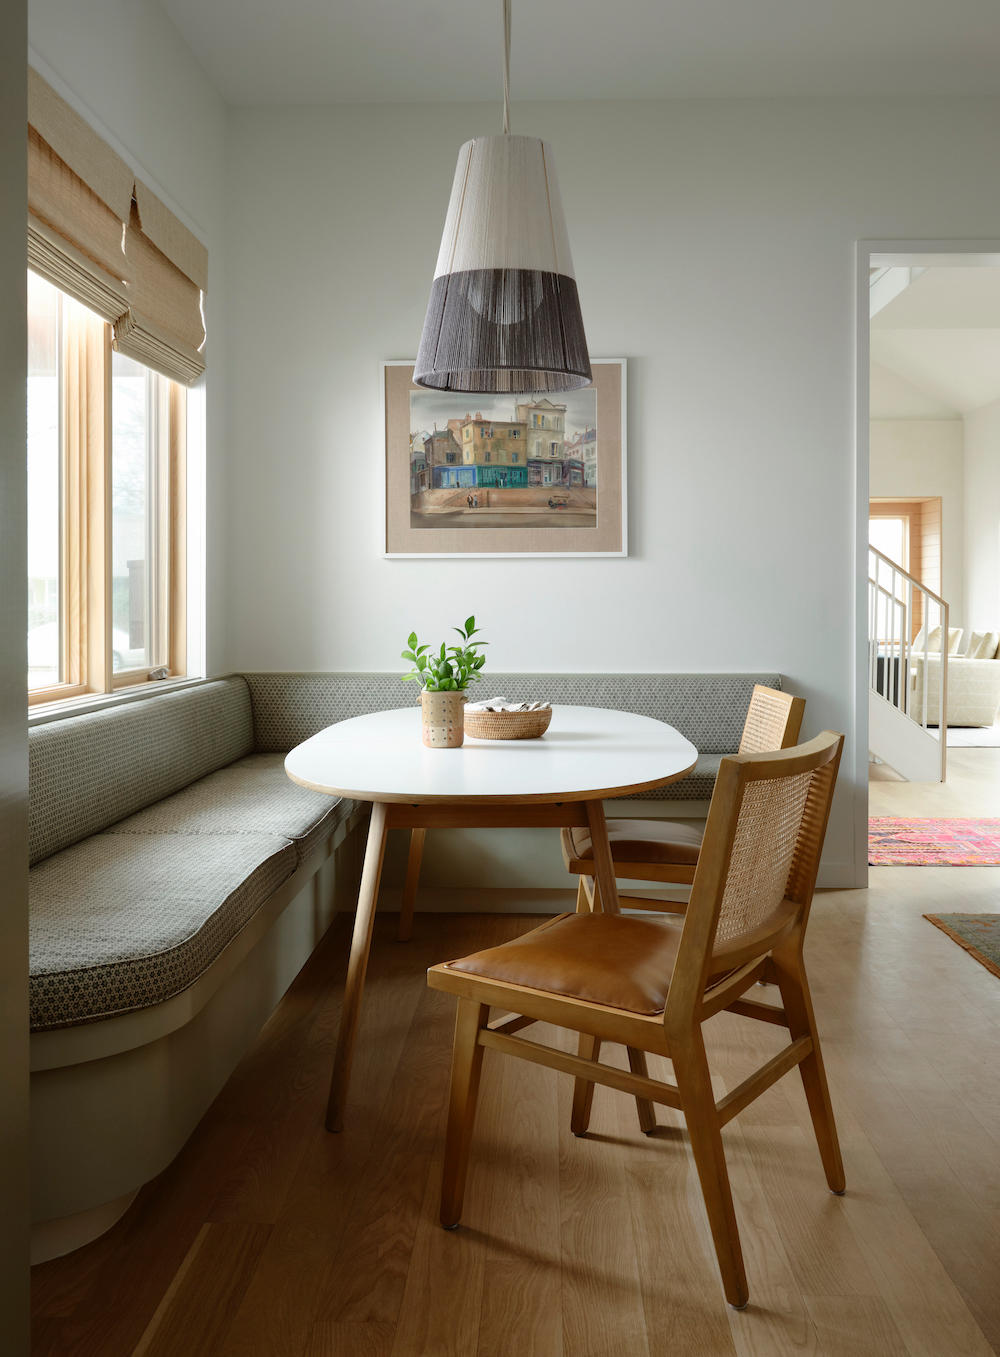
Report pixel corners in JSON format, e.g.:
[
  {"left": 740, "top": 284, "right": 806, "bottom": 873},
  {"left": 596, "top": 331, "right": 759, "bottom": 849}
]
[
  {"left": 575, "top": 876, "right": 588, "bottom": 913},
  {"left": 570, "top": 1032, "right": 601, "bottom": 1135},
  {"left": 627, "top": 1047, "right": 658, "bottom": 1134},
  {"left": 440, "top": 999, "right": 490, "bottom": 1229},
  {"left": 772, "top": 944, "right": 846, "bottom": 1194},
  {"left": 673, "top": 1032, "right": 749, "bottom": 1309},
  {"left": 397, "top": 827, "right": 425, "bottom": 942}
]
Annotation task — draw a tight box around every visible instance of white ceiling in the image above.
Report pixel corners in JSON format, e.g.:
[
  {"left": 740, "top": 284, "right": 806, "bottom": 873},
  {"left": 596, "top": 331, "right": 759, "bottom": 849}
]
[
  {"left": 872, "top": 268, "right": 1000, "bottom": 416},
  {"left": 158, "top": 0, "right": 1000, "bottom": 106}
]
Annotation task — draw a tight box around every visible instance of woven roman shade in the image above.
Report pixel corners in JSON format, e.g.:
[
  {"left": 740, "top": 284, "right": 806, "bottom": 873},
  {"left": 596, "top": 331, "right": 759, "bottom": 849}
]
[
  {"left": 116, "top": 181, "right": 207, "bottom": 385},
  {"left": 27, "top": 68, "right": 133, "bottom": 324},
  {"left": 27, "top": 69, "right": 208, "bottom": 386}
]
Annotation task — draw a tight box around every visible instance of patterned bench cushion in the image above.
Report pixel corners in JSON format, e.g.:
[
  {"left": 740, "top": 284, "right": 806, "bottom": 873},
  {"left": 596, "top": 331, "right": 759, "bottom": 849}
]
[
  {"left": 652, "top": 753, "right": 722, "bottom": 802},
  {"left": 110, "top": 753, "right": 352, "bottom": 860},
  {"left": 242, "top": 671, "right": 783, "bottom": 758},
  {"left": 29, "top": 831, "right": 295, "bottom": 1030},
  {"left": 29, "top": 678, "right": 254, "bottom": 865}
]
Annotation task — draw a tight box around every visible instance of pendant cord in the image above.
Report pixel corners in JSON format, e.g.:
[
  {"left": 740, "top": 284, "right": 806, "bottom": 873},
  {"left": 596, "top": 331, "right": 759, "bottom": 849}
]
[{"left": 502, "top": 0, "right": 511, "bottom": 134}]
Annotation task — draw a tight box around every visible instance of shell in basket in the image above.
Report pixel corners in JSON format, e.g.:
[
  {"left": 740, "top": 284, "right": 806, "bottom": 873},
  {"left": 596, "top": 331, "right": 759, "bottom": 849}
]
[{"left": 464, "top": 707, "right": 552, "bottom": 740}]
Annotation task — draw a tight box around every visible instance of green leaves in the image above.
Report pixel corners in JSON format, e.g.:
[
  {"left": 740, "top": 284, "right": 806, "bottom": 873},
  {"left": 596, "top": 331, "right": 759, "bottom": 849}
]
[{"left": 401, "top": 618, "right": 488, "bottom": 691}]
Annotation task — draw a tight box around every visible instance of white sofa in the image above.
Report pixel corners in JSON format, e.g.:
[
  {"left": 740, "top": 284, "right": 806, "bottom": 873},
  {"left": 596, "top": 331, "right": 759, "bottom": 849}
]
[{"left": 910, "top": 653, "right": 1000, "bottom": 727}]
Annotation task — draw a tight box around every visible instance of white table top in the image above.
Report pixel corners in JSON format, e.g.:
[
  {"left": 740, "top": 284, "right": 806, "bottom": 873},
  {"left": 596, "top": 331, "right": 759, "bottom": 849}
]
[{"left": 284, "top": 704, "right": 698, "bottom": 805}]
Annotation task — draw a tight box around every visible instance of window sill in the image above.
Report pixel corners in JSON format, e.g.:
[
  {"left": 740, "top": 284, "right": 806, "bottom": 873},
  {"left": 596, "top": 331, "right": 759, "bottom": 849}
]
[{"left": 28, "top": 675, "right": 205, "bottom": 727}]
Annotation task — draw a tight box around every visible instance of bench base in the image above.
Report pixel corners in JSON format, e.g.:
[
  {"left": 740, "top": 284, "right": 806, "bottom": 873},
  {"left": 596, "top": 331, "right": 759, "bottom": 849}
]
[{"left": 30, "top": 815, "right": 365, "bottom": 1260}]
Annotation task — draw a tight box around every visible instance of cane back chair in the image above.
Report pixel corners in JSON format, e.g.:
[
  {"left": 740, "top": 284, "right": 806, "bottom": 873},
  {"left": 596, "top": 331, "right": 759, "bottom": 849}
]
[
  {"left": 560, "top": 683, "right": 805, "bottom": 914},
  {"left": 427, "top": 730, "right": 845, "bottom": 1308}
]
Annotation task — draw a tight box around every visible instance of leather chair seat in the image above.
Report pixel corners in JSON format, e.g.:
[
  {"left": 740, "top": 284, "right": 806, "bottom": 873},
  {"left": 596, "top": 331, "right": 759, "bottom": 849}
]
[
  {"left": 568, "top": 818, "right": 705, "bottom": 866},
  {"left": 444, "top": 911, "right": 686, "bottom": 1015}
]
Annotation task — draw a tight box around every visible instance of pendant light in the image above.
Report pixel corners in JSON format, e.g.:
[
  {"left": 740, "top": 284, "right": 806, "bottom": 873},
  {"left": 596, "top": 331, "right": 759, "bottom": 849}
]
[{"left": 413, "top": 0, "right": 591, "bottom": 394}]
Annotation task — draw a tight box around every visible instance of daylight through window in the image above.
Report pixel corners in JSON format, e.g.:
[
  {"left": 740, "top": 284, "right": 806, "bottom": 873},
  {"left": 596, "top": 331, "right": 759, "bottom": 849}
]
[{"left": 27, "top": 270, "right": 187, "bottom": 704}]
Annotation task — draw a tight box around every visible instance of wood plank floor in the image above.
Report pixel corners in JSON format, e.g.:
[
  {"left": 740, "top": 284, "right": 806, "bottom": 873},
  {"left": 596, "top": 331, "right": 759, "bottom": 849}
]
[{"left": 32, "top": 789, "right": 1000, "bottom": 1355}]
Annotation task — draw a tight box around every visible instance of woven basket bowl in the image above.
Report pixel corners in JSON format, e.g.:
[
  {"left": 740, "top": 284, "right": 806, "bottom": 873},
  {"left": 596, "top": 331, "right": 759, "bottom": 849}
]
[{"left": 464, "top": 708, "right": 552, "bottom": 741}]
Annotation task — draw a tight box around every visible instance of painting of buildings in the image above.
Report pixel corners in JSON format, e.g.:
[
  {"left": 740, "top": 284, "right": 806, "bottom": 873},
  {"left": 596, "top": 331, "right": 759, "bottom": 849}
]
[{"left": 408, "top": 386, "right": 598, "bottom": 529}]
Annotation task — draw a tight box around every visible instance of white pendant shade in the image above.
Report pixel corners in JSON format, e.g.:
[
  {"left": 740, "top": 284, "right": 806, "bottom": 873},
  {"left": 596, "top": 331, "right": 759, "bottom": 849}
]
[{"left": 414, "top": 134, "right": 591, "bottom": 394}]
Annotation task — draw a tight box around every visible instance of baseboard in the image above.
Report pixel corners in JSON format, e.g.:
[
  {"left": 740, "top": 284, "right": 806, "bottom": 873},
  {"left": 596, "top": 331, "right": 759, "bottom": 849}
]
[{"left": 816, "top": 861, "right": 861, "bottom": 889}]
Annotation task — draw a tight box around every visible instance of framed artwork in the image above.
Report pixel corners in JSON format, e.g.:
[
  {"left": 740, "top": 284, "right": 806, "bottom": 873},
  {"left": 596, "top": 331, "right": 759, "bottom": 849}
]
[{"left": 383, "top": 359, "right": 626, "bottom": 557}]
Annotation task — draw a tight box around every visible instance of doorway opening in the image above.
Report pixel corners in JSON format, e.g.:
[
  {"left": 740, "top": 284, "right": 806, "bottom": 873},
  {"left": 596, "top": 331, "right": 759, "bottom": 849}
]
[{"left": 861, "top": 246, "right": 1000, "bottom": 850}]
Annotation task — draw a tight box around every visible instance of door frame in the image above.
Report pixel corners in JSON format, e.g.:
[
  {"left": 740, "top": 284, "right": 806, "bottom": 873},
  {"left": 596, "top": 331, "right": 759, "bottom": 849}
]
[{"left": 854, "top": 240, "right": 1000, "bottom": 884}]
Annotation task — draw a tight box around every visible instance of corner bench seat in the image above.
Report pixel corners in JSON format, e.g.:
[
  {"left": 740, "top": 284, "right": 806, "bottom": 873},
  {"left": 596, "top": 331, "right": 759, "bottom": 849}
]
[
  {"left": 29, "top": 681, "right": 353, "bottom": 1032},
  {"left": 29, "top": 671, "right": 779, "bottom": 1033},
  {"left": 28, "top": 666, "right": 783, "bottom": 1261},
  {"left": 29, "top": 751, "right": 351, "bottom": 1031}
]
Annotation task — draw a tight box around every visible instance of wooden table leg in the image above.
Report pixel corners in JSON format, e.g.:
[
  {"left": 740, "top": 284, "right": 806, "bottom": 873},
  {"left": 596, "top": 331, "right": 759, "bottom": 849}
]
[
  {"left": 397, "top": 827, "right": 425, "bottom": 942},
  {"left": 325, "top": 800, "right": 389, "bottom": 1132},
  {"left": 585, "top": 798, "right": 657, "bottom": 1132},
  {"left": 585, "top": 798, "right": 620, "bottom": 914}
]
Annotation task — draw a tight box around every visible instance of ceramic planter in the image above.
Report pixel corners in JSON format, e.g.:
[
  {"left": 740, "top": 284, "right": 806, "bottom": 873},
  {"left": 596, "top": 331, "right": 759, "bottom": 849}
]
[{"left": 420, "top": 689, "right": 465, "bottom": 748}]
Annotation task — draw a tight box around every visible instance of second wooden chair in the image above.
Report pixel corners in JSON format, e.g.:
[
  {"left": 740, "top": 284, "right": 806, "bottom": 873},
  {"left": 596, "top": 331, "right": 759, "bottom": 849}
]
[{"left": 561, "top": 683, "right": 805, "bottom": 912}]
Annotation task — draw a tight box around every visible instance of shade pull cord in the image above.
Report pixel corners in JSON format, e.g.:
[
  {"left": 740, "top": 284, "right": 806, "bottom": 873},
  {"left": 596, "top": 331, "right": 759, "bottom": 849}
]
[{"left": 502, "top": 0, "right": 511, "bottom": 134}]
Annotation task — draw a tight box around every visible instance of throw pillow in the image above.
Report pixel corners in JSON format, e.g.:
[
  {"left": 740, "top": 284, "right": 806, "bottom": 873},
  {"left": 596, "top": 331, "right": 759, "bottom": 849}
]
[
  {"left": 915, "top": 626, "right": 962, "bottom": 654},
  {"left": 973, "top": 630, "right": 1000, "bottom": 659}
]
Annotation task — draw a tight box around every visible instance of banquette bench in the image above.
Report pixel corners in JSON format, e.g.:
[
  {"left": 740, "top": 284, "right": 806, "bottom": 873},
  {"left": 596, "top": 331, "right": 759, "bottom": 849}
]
[{"left": 29, "top": 668, "right": 782, "bottom": 1259}]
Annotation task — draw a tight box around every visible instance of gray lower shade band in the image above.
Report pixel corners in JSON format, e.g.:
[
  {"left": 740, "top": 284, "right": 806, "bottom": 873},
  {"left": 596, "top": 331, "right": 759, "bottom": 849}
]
[{"left": 414, "top": 268, "right": 592, "bottom": 393}]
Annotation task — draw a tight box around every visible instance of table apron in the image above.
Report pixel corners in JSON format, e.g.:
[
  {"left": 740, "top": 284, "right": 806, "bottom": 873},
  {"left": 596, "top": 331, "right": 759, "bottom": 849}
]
[{"left": 383, "top": 802, "right": 593, "bottom": 830}]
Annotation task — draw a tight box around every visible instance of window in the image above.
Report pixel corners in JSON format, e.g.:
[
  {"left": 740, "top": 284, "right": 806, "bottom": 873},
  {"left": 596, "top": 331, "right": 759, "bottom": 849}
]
[
  {"left": 510, "top": 428, "right": 519, "bottom": 439},
  {"left": 511, "top": 452, "right": 519, "bottom": 463},
  {"left": 869, "top": 515, "right": 907, "bottom": 571},
  {"left": 869, "top": 515, "right": 908, "bottom": 644},
  {"left": 27, "top": 271, "right": 186, "bottom": 704}
]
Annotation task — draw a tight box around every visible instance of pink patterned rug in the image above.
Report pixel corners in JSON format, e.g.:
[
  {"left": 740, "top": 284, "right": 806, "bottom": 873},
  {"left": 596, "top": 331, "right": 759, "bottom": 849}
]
[{"left": 869, "top": 817, "right": 1000, "bottom": 865}]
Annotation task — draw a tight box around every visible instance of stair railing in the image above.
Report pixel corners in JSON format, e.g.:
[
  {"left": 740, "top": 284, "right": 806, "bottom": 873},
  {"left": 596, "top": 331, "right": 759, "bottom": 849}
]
[{"left": 868, "top": 544, "right": 948, "bottom": 779}]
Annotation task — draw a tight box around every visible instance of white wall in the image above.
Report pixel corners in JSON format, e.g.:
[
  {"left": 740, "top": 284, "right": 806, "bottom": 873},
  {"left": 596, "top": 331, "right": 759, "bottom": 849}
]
[
  {"left": 0, "top": 3, "right": 29, "bottom": 1346},
  {"left": 225, "top": 96, "right": 1000, "bottom": 884},
  {"left": 869, "top": 418, "right": 965, "bottom": 626},
  {"left": 964, "top": 396, "right": 1000, "bottom": 628},
  {"left": 28, "top": 0, "right": 230, "bottom": 674}
]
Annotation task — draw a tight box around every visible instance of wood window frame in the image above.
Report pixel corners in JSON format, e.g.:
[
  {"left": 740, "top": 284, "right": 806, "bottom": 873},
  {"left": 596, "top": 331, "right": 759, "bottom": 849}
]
[
  {"left": 28, "top": 285, "right": 186, "bottom": 708},
  {"left": 869, "top": 496, "right": 943, "bottom": 642}
]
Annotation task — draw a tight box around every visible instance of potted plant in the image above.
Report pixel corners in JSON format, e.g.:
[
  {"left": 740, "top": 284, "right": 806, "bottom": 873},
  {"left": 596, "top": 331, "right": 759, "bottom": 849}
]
[{"left": 402, "top": 616, "right": 487, "bottom": 748}]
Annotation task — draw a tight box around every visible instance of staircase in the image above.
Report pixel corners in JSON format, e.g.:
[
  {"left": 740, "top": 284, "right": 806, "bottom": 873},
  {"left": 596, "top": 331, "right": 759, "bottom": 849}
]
[{"left": 868, "top": 544, "right": 948, "bottom": 782}]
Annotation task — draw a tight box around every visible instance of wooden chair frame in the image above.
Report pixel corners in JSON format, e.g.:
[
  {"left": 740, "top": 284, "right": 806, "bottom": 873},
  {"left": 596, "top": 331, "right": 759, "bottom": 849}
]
[
  {"left": 428, "top": 730, "right": 845, "bottom": 1309},
  {"left": 560, "top": 684, "right": 806, "bottom": 914}
]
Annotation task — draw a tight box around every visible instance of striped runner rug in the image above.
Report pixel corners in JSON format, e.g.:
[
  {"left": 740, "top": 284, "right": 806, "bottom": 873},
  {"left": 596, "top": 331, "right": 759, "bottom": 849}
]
[{"left": 869, "top": 817, "right": 1000, "bottom": 865}]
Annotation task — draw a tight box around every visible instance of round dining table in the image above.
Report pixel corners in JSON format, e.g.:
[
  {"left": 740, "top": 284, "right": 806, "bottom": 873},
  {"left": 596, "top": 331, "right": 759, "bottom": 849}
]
[{"left": 285, "top": 704, "right": 697, "bottom": 1130}]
